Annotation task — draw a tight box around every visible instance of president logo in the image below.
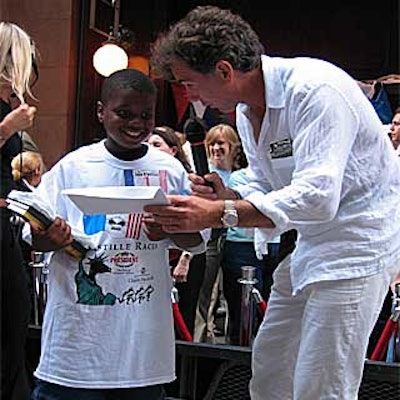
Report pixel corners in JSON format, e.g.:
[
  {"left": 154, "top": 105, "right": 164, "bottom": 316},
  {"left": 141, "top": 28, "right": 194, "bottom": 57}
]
[{"left": 110, "top": 252, "right": 139, "bottom": 268}]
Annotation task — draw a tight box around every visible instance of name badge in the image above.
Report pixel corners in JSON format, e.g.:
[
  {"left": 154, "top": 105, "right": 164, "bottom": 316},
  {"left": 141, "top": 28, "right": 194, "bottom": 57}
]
[{"left": 270, "top": 138, "right": 293, "bottom": 159}]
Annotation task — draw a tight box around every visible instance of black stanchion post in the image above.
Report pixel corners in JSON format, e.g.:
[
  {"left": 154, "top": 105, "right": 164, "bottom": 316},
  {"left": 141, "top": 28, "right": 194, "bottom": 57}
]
[{"left": 29, "top": 251, "right": 49, "bottom": 328}]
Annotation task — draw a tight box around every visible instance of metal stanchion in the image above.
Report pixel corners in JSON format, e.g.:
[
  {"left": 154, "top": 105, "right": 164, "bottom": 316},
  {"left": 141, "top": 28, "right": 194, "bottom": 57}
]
[
  {"left": 238, "top": 266, "right": 258, "bottom": 347},
  {"left": 370, "top": 283, "right": 400, "bottom": 361},
  {"left": 29, "top": 251, "right": 49, "bottom": 328}
]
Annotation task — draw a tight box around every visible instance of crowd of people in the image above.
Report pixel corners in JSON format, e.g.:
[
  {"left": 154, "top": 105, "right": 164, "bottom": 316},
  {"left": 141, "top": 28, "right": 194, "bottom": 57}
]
[{"left": 1, "top": 6, "right": 400, "bottom": 400}]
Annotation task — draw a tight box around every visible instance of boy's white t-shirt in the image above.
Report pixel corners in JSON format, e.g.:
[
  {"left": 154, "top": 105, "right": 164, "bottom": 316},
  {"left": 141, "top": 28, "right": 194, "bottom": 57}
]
[{"left": 33, "top": 141, "right": 193, "bottom": 388}]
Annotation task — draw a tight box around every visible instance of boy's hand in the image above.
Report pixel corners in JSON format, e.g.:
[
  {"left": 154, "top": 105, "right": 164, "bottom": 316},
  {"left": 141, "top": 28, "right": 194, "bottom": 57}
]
[{"left": 31, "top": 217, "right": 74, "bottom": 252}]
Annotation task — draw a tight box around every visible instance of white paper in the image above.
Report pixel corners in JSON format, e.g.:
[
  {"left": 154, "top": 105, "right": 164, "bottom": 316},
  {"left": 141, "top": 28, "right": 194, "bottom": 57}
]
[{"left": 62, "top": 186, "right": 169, "bottom": 215}]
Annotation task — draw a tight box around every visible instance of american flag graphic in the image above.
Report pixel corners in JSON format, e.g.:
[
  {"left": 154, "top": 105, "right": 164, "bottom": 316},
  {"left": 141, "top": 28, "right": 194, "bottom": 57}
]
[
  {"left": 125, "top": 213, "right": 144, "bottom": 239},
  {"left": 124, "top": 169, "right": 169, "bottom": 239},
  {"left": 158, "top": 170, "right": 168, "bottom": 192}
]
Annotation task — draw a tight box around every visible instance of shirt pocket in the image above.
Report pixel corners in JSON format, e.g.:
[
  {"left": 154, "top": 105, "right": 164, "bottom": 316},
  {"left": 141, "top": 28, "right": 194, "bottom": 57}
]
[{"left": 270, "top": 156, "right": 295, "bottom": 187}]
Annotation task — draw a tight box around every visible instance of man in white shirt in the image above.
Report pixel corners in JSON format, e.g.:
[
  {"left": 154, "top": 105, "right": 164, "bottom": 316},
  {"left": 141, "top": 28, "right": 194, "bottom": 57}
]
[{"left": 146, "top": 6, "right": 400, "bottom": 400}]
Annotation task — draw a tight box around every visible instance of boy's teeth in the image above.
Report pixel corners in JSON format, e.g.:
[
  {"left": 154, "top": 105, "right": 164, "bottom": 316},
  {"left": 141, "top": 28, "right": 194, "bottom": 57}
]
[{"left": 126, "top": 131, "right": 140, "bottom": 137}]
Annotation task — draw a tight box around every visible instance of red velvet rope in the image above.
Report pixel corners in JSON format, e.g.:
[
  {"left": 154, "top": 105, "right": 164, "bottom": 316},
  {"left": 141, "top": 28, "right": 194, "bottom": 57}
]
[
  {"left": 172, "top": 303, "right": 193, "bottom": 342},
  {"left": 251, "top": 287, "right": 267, "bottom": 318},
  {"left": 257, "top": 300, "right": 267, "bottom": 316},
  {"left": 370, "top": 318, "right": 397, "bottom": 361}
]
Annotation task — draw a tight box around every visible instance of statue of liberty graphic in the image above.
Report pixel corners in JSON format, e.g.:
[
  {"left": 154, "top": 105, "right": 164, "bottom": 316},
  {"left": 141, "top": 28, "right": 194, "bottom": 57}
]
[{"left": 75, "top": 253, "right": 116, "bottom": 305}]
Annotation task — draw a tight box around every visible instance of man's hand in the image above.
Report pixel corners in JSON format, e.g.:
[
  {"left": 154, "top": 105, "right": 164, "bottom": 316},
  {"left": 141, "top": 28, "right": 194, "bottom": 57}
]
[
  {"left": 143, "top": 212, "right": 205, "bottom": 254},
  {"left": 189, "top": 172, "right": 235, "bottom": 200},
  {"left": 142, "top": 213, "right": 168, "bottom": 241},
  {"left": 31, "top": 217, "right": 73, "bottom": 252},
  {"left": 144, "top": 195, "right": 224, "bottom": 233},
  {"left": 145, "top": 195, "right": 275, "bottom": 233}
]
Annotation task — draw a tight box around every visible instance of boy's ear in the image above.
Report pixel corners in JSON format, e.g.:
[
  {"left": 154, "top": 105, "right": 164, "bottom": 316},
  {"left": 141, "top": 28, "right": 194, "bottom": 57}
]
[{"left": 97, "top": 101, "right": 104, "bottom": 123}]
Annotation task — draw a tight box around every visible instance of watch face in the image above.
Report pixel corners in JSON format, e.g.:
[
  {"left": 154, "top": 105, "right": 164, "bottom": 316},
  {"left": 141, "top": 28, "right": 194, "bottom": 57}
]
[{"left": 223, "top": 211, "right": 238, "bottom": 228}]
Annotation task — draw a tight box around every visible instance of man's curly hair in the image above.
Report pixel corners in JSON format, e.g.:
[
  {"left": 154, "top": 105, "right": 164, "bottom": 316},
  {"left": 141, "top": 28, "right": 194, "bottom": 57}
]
[{"left": 150, "top": 6, "right": 264, "bottom": 81}]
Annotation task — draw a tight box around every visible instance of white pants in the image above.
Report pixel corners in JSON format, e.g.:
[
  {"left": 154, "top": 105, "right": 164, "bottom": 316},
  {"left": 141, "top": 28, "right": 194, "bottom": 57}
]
[{"left": 250, "top": 255, "right": 397, "bottom": 400}]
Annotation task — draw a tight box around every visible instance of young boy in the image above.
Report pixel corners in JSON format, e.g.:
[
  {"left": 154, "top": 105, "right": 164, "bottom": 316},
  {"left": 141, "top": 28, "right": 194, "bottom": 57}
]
[{"left": 28, "top": 69, "right": 206, "bottom": 400}]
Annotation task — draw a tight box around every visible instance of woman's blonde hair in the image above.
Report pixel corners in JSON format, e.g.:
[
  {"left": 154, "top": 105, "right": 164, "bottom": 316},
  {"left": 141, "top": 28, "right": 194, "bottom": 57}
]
[
  {"left": 11, "top": 151, "right": 44, "bottom": 182},
  {"left": 0, "top": 22, "right": 36, "bottom": 103},
  {"left": 205, "top": 123, "right": 242, "bottom": 170}
]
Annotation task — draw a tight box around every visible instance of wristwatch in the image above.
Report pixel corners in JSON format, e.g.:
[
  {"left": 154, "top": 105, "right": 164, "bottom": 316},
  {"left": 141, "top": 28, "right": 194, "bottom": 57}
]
[{"left": 221, "top": 200, "right": 238, "bottom": 228}]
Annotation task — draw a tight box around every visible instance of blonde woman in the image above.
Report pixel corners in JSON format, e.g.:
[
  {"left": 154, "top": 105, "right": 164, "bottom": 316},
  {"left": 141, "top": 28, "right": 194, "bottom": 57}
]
[
  {"left": 194, "top": 123, "right": 241, "bottom": 343},
  {"left": 0, "top": 21, "right": 37, "bottom": 399},
  {"left": 205, "top": 123, "right": 241, "bottom": 174}
]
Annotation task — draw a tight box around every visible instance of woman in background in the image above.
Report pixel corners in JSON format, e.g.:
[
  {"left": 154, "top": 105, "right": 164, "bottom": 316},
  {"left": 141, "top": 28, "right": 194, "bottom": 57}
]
[
  {"left": 11, "top": 150, "right": 45, "bottom": 191},
  {"left": 11, "top": 151, "right": 45, "bottom": 327},
  {"left": 148, "top": 126, "right": 193, "bottom": 173},
  {"left": 194, "top": 123, "right": 241, "bottom": 343},
  {"left": 0, "top": 22, "right": 37, "bottom": 399},
  {"left": 148, "top": 126, "right": 206, "bottom": 335}
]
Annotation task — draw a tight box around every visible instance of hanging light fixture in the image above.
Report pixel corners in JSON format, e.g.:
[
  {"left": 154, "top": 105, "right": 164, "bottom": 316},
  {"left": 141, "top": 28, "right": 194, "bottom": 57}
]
[
  {"left": 92, "top": 0, "right": 128, "bottom": 77},
  {"left": 93, "top": 41, "right": 128, "bottom": 77}
]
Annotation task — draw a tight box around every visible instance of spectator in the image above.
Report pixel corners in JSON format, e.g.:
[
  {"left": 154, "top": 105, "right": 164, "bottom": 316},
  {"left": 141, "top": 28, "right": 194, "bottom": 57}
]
[
  {"left": 148, "top": 125, "right": 206, "bottom": 334},
  {"left": 0, "top": 21, "right": 37, "bottom": 400},
  {"left": 11, "top": 150, "right": 45, "bottom": 191},
  {"left": 389, "top": 106, "right": 400, "bottom": 154},
  {"left": 221, "top": 165, "right": 280, "bottom": 345},
  {"left": 149, "top": 126, "right": 193, "bottom": 173},
  {"left": 194, "top": 123, "right": 241, "bottom": 343}
]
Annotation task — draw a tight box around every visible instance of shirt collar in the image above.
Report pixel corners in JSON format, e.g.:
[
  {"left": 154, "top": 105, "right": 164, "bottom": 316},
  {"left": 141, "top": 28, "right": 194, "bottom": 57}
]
[
  {"left": 237, "top": 55, "right": 285, "bottom": 116},
  {"left": 261, "top": 55, "right": 285, "bottom": 109}
]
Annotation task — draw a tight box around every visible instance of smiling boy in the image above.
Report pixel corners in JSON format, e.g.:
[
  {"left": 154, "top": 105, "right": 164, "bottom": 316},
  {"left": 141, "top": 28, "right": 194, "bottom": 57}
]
[{"left": 28, "top": 69, "right": 206, "bottom": 400}]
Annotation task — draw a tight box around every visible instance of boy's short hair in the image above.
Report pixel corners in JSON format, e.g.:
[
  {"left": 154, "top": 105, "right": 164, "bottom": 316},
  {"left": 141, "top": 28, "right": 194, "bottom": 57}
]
[{"left": 101, "top": 69, "right": 157, "bottom": 104}]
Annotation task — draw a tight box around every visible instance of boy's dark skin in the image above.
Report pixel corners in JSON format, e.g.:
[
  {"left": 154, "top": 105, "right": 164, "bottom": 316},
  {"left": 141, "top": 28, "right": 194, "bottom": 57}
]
[{"left": 31, "top": 85, "right": 202, "bottom": 253}]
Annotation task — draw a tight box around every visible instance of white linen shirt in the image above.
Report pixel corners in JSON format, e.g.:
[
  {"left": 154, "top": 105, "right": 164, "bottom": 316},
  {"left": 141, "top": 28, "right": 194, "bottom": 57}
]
[{"left": 235, "top": 55, "right": 400, "bottom": 294}]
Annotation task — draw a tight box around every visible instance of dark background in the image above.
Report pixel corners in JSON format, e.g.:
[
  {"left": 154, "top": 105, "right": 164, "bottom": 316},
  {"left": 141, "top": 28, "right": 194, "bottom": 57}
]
[{"left": 76, "top": 0, "right": 400, "bottom": 145}]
